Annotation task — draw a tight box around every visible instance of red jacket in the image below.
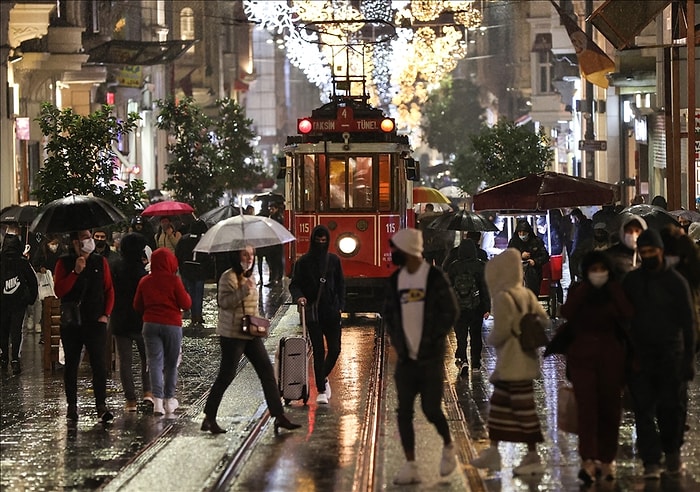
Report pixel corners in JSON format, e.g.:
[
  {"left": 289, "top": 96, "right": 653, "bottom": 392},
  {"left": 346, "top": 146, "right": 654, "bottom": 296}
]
[{"left": 133, "top": 248, "right": 191, "bottom": 326}]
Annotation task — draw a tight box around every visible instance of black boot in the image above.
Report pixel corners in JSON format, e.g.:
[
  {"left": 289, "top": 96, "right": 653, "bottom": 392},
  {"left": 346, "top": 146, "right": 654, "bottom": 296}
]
[
  {"left": 274, "top": 414, "right": 301, "bottom": 433},
  {"left": 11, "top": 360, "right": 21, "bottom": 375},
  {"left": 201, "top": 416, "right": 227, "bottom": 434}
]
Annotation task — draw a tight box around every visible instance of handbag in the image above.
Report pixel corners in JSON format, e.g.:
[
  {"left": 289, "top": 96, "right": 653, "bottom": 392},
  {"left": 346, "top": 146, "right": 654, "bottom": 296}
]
[
  {"left": 507, "top": 290, "right": 549, "bottom": 352},
  {"left": 240, "top": 293, "right": 270, "bottom": 337},
  {"left": 241, "top": 314, "right": 271, "bottom": 337},
  {"left": 557, "top": 384, "right": 578, "bottom": 434},
  {"left": 305, "top": 256, "right": 329, "bottom": 324}
]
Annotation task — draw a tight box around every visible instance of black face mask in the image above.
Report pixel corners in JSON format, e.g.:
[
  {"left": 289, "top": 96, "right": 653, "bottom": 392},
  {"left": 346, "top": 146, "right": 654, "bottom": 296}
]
[
  {"left": 391, "top": 250, "right": 407, "bottom": 266},
  {"left": 95, "top": 240, "right": 107, "bottom": 249},
  {"left": 641, "top": 255, "right": 661, "bottom": 270}
]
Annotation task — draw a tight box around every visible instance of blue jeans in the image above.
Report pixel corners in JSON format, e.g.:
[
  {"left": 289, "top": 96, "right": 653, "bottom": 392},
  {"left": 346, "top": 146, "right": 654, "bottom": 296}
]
[
  {"left": 143, "top": 322, "right": 182, "bottom": 399},
  {"left": 182, "top": 278, "right": 204, "bottom": 320}
]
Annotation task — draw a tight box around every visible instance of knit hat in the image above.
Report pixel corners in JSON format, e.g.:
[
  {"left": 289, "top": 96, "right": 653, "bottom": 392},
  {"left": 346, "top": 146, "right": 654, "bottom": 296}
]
[
  {"left": 391, "top": 228, "right": 423, "bottom": 257},
  {"left": 636, "top": 228, "right": 664, "bottom": 250}
]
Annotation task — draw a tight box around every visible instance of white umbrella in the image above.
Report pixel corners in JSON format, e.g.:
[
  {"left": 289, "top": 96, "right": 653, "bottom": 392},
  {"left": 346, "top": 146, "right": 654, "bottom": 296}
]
[{"left": 193, "top": 214, "right": 296, "bottom": 253}]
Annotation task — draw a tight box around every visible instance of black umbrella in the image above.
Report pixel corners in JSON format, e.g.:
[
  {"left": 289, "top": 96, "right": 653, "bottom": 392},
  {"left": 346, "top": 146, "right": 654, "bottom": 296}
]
[
  {"left": 30, "top": 195, "right": 128, "bottom": 233},
  {"left": 253, "top": 192, "right": 285, "bottom": 205},
  {"left": 427, "top": 209, "right": 499, "bottom": 232},
  {"left": 0, "top": 204, "right": 39, "bottom": 224},
  {"left": 617, "top": 204, "right": 680, "bottom": 232},
  {"left": 198, "top": 204, "right": 241, "bottom": 226}
]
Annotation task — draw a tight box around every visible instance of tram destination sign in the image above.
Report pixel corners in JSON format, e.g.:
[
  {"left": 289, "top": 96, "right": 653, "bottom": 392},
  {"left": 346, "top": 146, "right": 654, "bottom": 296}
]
[{"left": 301, "top": 117, "right": 386, "bottom": 133}]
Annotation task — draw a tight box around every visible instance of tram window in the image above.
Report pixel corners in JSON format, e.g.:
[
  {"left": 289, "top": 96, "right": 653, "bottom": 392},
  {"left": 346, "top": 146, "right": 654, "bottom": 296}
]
[
  {"left": 351, "top": 157, "right": 373, "bottom": 209},
  {"left": 378, "top": 154, "right": 391, "bottom": 211},
  {"left": 329, "top": 158, "right": 347, "bottom": 209},
  {"left": 299, "top": 155, "right": 315, "bottom": 212}
]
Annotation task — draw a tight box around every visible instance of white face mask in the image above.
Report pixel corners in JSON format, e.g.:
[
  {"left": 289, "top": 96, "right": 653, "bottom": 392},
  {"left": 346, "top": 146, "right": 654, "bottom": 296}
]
[
  {"left": 80, "top": 237, "right": 95, "bottom": 254},
  {"left": 623, "top": 232, "right": 639, "bottom": 249},
  {"left": 518, "top": 233, "right": 529, "bottom": 242},
  {"left": 48, "top": 243, "right": 59, "bottom": 253},
  {"left": 240, "top": 261, "right": 252, "bottom": 272},
  {"left": 588, "top": 271, "right": 609, "bottom": 288}
]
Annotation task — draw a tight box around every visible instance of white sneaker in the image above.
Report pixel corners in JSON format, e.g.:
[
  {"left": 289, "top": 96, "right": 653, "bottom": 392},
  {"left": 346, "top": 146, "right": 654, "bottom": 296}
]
[
  {"left": 152, "top": 398, "right": 164, "bottom": 415},
  {"left": 164, "top": 398, "right": 179, "bottom": 414},
  {"left": 316, "top": 392, "right": 329, "bottom": 404},
  {"left": 440, "top": 443, "right": 457, "bottom": 476},
  {"left": 470, "top": 446, "right": 501, "bottom": 471},
  {"left": 393, "top": 461, "right": 421, "bottom": 485},
  {"left": 513, "top": 451, "right": 544, "bottom": 476},
  {"left": 325, "top": 380, "right": 332, "bottom": 399}
]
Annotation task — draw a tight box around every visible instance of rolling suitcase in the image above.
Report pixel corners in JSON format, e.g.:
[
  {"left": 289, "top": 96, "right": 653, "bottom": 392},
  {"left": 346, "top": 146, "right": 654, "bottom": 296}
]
[{"left": 277, "top": 307, "right": 310, "bottom": 405}]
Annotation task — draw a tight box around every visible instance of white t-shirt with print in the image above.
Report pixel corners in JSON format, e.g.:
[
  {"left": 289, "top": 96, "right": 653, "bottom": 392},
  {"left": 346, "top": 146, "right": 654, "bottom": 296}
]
[{"left": 397, "top": 261, "right": 430, "bottom": 360}]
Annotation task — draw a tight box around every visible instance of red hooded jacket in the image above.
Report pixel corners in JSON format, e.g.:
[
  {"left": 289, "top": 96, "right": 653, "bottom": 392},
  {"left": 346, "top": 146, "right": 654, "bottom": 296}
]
[{"left": 133, "top": 248, "right": 191, "bottom": 326}]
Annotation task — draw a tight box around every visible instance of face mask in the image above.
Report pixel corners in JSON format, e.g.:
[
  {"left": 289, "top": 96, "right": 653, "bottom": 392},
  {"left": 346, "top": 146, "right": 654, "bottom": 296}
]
[
  {"left": 241, "top": 261, "right": 253, "bottom": 272},
  {"left": 80, "top": 237, "right": 95, "bottom": 254},
  {"left": 95, "top": 240, "right": 107, "bottom": 249},
  {"left": 641, "top": 255, "right": 661, "bottom": 270},
  {"left": 518, "top": 233, "right": 529, "bottom": 242},
  {"left": 391, "top": 250, "right": 407, "bottom": 266},
  {"left": 588, "top": 271, "right": 609, "bottom": 288},
  {"left": 48, "top": 244, "right": 59, "bottom": 253},
  {"left": 623, "top": 232, "right": 639, "bottom": 249}
]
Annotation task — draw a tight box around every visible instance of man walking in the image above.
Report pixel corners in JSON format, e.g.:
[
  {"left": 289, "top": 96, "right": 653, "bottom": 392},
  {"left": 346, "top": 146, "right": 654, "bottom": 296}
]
[
  {"left": 54, "top": 229, "right": 115, "bottom": 423},
  {"left": 383, "top": 228, "right": 460, "bottom": 485},
  {"left": 622, "top": 229, "right": 696, "bottom": 479}
]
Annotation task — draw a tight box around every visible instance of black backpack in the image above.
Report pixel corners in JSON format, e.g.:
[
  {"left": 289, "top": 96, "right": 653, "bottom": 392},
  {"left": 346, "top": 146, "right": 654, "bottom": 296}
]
[
  {"left": 450, "top": 261, "right": 480, "bottom": 310},
  {"left": 1, "top": 259, "right": 33, "bottom": 307}
]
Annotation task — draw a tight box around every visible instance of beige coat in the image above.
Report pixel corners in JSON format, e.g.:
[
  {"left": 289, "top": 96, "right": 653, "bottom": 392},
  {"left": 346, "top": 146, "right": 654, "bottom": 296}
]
[
  {"left": 485, "top": 248, "right": 548, "bottom": 383},
  {"left": 216, "top": 269, "right": 259, "bottom": 340}
]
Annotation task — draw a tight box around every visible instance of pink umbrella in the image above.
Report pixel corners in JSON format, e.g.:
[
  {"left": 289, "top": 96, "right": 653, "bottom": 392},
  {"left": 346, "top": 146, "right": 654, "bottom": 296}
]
[{"left": 141, "top": 200, "right": 194, "bottom": 216}]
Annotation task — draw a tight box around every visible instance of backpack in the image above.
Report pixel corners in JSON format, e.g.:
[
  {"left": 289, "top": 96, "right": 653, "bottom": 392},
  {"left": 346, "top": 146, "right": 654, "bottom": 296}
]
[
  {"left": 506, "top": 290, "right": 549, "bottom": 352},
  {"left": 451, "top": 262, "right": 480, "bottom": 310},
  {"left": 1, "top": 260, "right": 33, "bottom": 307}
]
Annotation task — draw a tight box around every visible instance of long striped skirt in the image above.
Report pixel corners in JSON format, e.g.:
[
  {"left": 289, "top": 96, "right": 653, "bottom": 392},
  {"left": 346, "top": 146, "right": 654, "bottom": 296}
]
[{"left": 487, "top": 380, "right": 544, "bottom": 444}]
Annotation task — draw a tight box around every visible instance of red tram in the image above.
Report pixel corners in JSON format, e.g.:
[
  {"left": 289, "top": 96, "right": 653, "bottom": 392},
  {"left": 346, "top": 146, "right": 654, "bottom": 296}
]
[{"left": 281, "top": 77, "right": 418, "bottom": 313}]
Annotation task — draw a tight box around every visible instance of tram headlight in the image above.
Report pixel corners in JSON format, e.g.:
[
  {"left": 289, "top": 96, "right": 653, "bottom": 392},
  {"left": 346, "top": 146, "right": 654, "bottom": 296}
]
[
  {"left": 298, "top": 118, "right": 312, "bottom": 134},
  {"left": 337, "top": 233, "right": 359, "bottom": 257}
]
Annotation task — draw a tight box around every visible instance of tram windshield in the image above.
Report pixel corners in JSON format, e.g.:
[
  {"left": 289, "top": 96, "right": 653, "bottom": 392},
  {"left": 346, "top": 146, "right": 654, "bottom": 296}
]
[{"left": 295, "top": 154, "right": 394, "bottom": 212}]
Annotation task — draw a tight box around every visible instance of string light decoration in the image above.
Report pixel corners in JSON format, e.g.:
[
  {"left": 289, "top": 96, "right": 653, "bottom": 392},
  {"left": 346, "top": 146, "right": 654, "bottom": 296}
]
[{"left": 243, "top": 0, "right": 482, "bottom": 139}]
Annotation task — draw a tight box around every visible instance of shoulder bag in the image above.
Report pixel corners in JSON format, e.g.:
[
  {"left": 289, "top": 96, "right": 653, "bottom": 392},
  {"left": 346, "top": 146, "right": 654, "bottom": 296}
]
[
  {"left": 239, "top": 286, "right": 270, "bottom": 337},
  {"left": 506, "top": 290, "right": 549, "bottom": 352},
  {"left": 306, "top": 255, "right": 329, "bottom": 324}
]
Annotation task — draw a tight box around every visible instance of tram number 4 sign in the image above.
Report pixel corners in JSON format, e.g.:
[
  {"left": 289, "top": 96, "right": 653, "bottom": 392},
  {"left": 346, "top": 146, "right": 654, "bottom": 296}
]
[{"left": 579, "top": 140, "right": 607, "bottom": 151}]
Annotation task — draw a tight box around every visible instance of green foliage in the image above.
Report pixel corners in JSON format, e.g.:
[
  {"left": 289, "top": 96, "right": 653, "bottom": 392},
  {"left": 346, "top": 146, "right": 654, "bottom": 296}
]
[
  {"left": 33, "top": 103, "right": 145, "bottom": 216},
  {"left": 469, "top": 119, "right": 553, "bottom": 187},
  {"left": 156, "top": 97, "right": 217, "bottom": 214},
  {"left": 422, "top": 76, "right": 484, "bottom": 157},
  {"left": 156, "top": 97, "right": 264, "bottom": 215},
  {"left": 214, "top": 98, "right": 262, "bottom": 192}
]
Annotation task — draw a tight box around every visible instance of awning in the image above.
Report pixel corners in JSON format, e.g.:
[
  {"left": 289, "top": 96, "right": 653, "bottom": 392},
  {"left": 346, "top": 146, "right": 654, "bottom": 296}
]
[
  {"left": 85, "top": 39, "right": 198, "bottom": 66},
  {"left": 589, "top": 0, "right": 671, "bottom": 50}
]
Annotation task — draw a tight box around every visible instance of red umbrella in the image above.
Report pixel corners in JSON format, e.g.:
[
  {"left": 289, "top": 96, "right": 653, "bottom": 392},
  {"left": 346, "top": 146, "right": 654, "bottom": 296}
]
[{"left": 141, "top": 201, "right": 194, "bottom": 216}]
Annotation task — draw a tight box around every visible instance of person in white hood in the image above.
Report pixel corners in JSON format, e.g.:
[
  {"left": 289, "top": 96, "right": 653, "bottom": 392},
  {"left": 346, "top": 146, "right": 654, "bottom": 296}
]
[
  {"left": 605, "top": 215, "right": 647, "bottom": 281},
  {"left": 470, "top": 248, "right": 549, "bottom": 476}
]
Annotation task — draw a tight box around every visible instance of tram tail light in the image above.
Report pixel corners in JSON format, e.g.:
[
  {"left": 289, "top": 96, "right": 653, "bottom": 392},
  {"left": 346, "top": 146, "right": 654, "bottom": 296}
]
[
  {"left": 298, "top": 118, "right": 312, "bottom": 134},
  {"left": 380, "top": 118, "right": 395, "bottom": 133}
]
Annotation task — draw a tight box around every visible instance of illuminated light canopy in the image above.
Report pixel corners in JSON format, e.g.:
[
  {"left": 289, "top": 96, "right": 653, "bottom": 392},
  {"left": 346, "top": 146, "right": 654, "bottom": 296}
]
[{"left": 243, "top": 0, "right": 482, "bottom": 140}]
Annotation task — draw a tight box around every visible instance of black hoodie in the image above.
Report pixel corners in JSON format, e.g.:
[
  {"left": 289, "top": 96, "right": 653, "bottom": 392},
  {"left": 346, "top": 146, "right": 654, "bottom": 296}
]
[
  {"left": 110, "top": 233, "right": 148, "bottom": 336},
  {"left": 1, "top": 235, "right": 38, "bottom": 310}
]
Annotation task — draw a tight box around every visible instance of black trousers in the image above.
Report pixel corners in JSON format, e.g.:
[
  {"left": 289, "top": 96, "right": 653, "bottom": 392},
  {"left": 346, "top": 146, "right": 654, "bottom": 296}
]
[
  {"left": 453, "top": 309, "right": 484, "bottom": 367},
  {"left": 0, "top": 308, "right": 25, "bottom": 362},
  {"left": 394, "top": 357, "right": 451, "bottom": 456},
  {"left": 60, "top": 320, "right": 109, "bottom": 408},
  {"left": 204, "top": 336, "right": 284, "bottom": 419},
  {"left": 308, "top": 310, "right": 341, "bottom": 393}
]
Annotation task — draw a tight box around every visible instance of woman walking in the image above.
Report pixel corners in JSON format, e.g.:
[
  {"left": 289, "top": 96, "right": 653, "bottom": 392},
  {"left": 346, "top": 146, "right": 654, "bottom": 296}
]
[
  {"left": 201, "top": 246, "right": 300, "bottom": 434},
  {"left": 133, "top": 247, "right": 191, "bottom": 415},
  {"left": 559, "top": 250, "right": 634, "bottom": 484},
  {"left": 470, "top": 248, "right": 549, "bottom": 475}
]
